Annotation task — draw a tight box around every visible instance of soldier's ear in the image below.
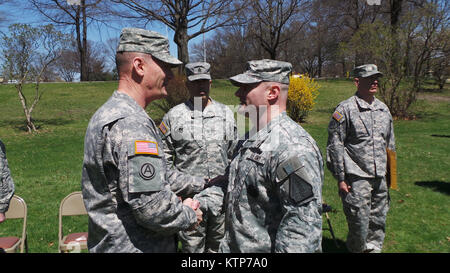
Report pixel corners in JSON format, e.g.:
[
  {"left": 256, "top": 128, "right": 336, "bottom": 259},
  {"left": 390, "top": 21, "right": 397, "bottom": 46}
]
[
  {"left": 354, "top": 77, "right": 359, "bottom": 87},
  {"left": 267, "top": 84, "right": 280, "bottom": 102},
  {"left": 132, "top": 55, "right": 152, "bottom": 77}
]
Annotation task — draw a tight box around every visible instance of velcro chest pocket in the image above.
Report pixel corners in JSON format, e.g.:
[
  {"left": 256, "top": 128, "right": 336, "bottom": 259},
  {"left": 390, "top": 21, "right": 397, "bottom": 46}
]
[{"left": 350, "top": 113, "right": 370, "bottom": 137}]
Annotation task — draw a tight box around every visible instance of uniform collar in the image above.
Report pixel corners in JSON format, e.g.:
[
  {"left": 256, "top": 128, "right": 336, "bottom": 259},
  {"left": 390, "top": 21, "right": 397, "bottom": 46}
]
[
  {"left": 113, "top": 90, "right": 151, "bottom": 120},
  {"left": 242, "top": 112, "right": 288, "bottom": 149},
  {"left": 354, "top": 93, "right": 383, "bottom": 111},
  {"left": 185, "top": 98, "right": 223, "bottom": 118}
]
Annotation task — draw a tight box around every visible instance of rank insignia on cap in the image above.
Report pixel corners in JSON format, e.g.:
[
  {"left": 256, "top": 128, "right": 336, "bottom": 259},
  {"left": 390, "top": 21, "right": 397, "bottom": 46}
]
[
  {"left": 332, "top": 111, "right": 343, "bottom": 122},
  {"left": 159, "top": 122, "right": 168, "bottom": 135},
  {"left": 135, "top": 140, "right": 159, "bottom": 155}
]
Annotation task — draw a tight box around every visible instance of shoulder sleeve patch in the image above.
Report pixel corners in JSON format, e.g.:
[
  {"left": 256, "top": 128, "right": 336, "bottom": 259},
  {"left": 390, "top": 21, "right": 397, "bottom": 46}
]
[
  {"left": 128, "top": 155, "right": 163, "bottom": 193},
  {"left": 159, "top": 121, "right": 168, "bottom": 135},
  {"left": 276, "top": 156, "right": 304, "bottom": 182},
  {"left": 332, "top": 111, "right": 343, "bottom": 122},
  {"left": 276, "top": 156, "right": 315, "bottom": 205},
  {"left": 134, "top": 140, "right": 159, "bottom": 156}
]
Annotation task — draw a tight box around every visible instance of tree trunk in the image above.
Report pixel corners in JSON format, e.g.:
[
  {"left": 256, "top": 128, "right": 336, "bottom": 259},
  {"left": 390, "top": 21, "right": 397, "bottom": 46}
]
[
  {"left": 81, "top": 0, "right": 88, "bottom": 81},
  {"left": 76, "top": 1, "right": 88, "bottom": 82},
  {"left": 25, "top": 112, "right": 36, "bottom": 133},
  {"left": 269, "top": 49, "right": 277, "bottom": 60},
  {"left": 317, "top": 46, "right": 323, "bottom": 78},
  {"left": 16, "top": 83, "right": 36, "bottom": 133},
  {"left": 174, "top": 25, "right": 189, "bottom": 74}
]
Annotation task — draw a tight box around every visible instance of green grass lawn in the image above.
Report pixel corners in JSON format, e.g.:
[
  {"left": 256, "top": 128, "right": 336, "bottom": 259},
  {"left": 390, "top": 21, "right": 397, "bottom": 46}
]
[{"left": 0, "top": 79, "right": 448, "bottom": 253}]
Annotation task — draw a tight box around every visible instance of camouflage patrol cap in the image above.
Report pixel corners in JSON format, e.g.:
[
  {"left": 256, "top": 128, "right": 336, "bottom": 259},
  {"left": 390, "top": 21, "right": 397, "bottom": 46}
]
[
  {"left": 352, "top": 64, "right": 383, "bottom": 78},
  {"left": 185, "top": 62, "right": 211, "bottom": 81},
  {"left": 117, "top": 28, "right": 182, "bottom": 66},
  {"left": 230, "top": 59, "right": 292, "bottom": 86}
]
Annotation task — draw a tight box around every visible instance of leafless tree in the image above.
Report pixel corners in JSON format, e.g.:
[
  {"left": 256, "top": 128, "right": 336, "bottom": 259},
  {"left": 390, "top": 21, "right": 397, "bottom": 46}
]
[
  {"left": 430, "top": 27, "right": 449, "bottom": 90},
  {"left": 109, "top": 0, "right": 247, "bottom": 67},
  {"left": 191, "top": 26, "right": 264, "bottom": 78},
  {"left": 54, "top": 49, "right": 79, "bottom": 82},
  {"left": 1, "top": 24, "right": 68, "bottom": 132},
  {"left": 284, "top": 0, "right": 341, "bottom": 77},
  {"left": 340, "top": 0, "right": 449, "bottom": 118},
  {"left": 28, "top": 0, "right": 106, "bottom": 81},
  {"left": 246, "top": 0, "right": 310, "bottom": 60}
]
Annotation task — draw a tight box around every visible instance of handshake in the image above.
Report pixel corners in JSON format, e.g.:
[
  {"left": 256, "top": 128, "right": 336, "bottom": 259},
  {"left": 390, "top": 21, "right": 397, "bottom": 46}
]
[
  {"left": 181, "top": 174, "right": 228, "bottom": 231},
  {"left": 182, "top": 198, "right": 203, "bottom": 230}
]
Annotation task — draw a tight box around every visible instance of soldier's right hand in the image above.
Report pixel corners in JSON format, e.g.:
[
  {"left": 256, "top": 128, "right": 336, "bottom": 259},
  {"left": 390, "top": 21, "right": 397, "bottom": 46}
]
[
  {"left": 183, "top": 198, "right": 203, "bottom": 230},
  {"left": 338, "top": 181, "right": 351, "bottom": 194},
  {"left": 193, "top": 203, "right": 203, "bottom": 226},
  {"left": 0, "top": 213, "right": 5, "bottom": 223}
]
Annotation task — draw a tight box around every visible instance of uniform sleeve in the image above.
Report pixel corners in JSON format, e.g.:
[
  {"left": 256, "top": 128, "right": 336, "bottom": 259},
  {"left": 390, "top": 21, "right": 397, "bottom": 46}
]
[
  {"left": 274, "top": 144, "right": 323, "bottom": 253},
  {"left": 326, "top": 106, "right": 347, "bottom": 182},
  {"left": 107, "top": 120, "right": 197, "bottom": 234},
  {"left": 158, "top": 114, "right": 206, "bottom": 198},
  {"left": 386, "top": 112, "right": 396, "bottom": 152},
  {"left": 158, "top": 114, "right": 175, "bottom": 170},
  {"left": 0, "top": 141, "right": 15, "bottom": 213},
  {"left": 226, "top": 109, "right": 239, "bottom": 162}
]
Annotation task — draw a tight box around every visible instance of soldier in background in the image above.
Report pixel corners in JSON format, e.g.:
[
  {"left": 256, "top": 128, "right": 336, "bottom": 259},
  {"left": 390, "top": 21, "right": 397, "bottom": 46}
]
[
  {"left": 159, "top": 62, "right": 237, "bottom": 253},
  {"left": 81, "top": 28, "right": 202, "bottom": 253},
  {"left": 0, "top": 139, "right": 15, "bottom": 223},
  {"left": 220, "top": 59, "right": 324, "bottom": 253},
  {"left": 326, "top": 64, "right": 396, "bottom": 253}
]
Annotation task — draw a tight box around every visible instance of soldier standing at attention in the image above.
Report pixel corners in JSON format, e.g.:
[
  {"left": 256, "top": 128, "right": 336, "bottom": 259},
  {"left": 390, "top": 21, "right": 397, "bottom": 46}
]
[
  {"left": 0, "top": 139, "right": 15, "bottom": 223},
  {"left": 81, "top": 28, "right": 202, "bottom": 253},
  {"left": 159, "top": 62, "right": 237, "bottom": 253},
  {"left": 220, "top": 59, "right": 324, "bottom": 253},
  {"left": 326, "top": 64, "right": 396, "bottom": 253}
]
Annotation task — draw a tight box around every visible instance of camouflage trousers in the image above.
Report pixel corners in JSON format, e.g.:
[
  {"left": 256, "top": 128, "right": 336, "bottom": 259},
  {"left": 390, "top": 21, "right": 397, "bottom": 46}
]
[
  {"left": 340, "top": 175, "right": 390, "bottom": 253},
  {"left": 179, "top": 185, "right": 225, "bottom": 253}
]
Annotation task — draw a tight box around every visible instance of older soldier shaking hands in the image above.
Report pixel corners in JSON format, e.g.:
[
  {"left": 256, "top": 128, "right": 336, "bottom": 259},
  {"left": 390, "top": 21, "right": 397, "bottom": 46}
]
[
  {"left": 81, "top": 28, "right": 202, "bottom": 253},
  {"left": 219, "top": 59, "right": 324, "bottom": 253}
]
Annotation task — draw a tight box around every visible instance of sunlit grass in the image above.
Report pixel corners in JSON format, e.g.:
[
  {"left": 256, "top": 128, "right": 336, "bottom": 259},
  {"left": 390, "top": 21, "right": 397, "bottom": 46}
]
[{"left": 0, "top": 79, "right": 448, "bottom": 253}]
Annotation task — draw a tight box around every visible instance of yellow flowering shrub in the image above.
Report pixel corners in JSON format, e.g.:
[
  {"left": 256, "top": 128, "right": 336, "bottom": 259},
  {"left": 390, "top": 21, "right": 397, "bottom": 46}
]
[{"left": 287, "top": 74, "right": 320, "bottom": 122}]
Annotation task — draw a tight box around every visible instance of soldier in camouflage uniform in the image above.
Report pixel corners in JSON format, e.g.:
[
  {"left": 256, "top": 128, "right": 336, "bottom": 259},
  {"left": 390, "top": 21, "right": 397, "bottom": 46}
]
[
  {"left": 219, "top": 59, "right": 324, "bottom": 253},
  {"left": 159, "top": 62, "right": 237, "bottom": 253},
  {"left": 81, "top": 28, "right": 203, "bottom": 253},
  {"left": 326, "top": 64, "right": 396, "bottom": 253},
  {"left": 0, "top": 139, "right": 15, "bottom": 223}
]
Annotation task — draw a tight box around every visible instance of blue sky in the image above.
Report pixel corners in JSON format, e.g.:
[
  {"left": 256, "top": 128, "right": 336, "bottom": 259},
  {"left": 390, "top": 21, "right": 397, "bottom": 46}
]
[{"left": 0, "top": 1, "right": 209, "bottom": 66}]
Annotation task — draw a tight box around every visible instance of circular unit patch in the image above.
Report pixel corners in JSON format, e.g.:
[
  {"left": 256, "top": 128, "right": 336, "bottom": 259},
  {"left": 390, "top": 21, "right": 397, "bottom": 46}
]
[{"left": 140, "top": 163, "right": 156, "bottom": 180}]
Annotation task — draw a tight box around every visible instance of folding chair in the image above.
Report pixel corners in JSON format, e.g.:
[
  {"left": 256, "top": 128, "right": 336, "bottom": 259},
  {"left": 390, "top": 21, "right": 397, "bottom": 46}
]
[
  {"left": 322, "top": 202, "right": 339, "bottom": 248},
  {"left": 58, "top": 191, "right": 88, "bottom": 253},
  {"left": 0, "top": 195, "right": 28, "bottom": 253}
]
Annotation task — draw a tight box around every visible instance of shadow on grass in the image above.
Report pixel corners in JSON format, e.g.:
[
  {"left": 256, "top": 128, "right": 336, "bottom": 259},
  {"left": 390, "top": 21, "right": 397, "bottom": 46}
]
[
  {"left": 431, "top": 134, "right": 450, "bottom": 138},
  {"left": 0, "top": 118, "right": 74, "bottom": 132},
  {"left": 34, "top": 118, "right": 74, "bottom": 127},
  {"left": 322, "top": 238, "right": 348, "bottom": 253},
  {"left": 415, "top": 181, "right": 450, "bottom": 195}
]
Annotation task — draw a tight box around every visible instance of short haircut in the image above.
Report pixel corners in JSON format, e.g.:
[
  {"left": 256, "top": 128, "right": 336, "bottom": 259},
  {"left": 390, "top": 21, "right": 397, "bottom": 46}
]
[
  {"left": 262, "top": 81, "right": 289, "bottom": 92},
  {"left": 115, "top": 52, "right": 152, "bottom": 75}
]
